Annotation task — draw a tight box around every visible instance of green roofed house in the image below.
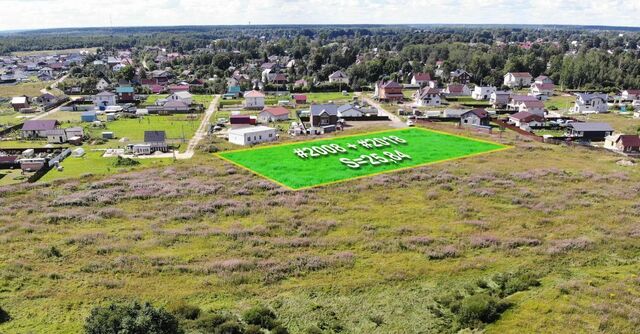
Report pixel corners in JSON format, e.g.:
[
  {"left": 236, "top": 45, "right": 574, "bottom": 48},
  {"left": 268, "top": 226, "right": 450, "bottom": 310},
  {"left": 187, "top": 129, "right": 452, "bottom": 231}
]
[{"left": 116, "top": 86, "right": 135, "bottom": 102}]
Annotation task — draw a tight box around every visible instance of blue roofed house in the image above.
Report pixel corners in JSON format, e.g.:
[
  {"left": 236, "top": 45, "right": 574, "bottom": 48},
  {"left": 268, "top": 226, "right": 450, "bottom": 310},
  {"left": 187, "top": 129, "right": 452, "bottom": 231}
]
[
  {"left": 81, "top": 111, "right": 97, "bottom": 122},
  {"left": 224, "top": 85, "right": 242, "bottom": 99}
]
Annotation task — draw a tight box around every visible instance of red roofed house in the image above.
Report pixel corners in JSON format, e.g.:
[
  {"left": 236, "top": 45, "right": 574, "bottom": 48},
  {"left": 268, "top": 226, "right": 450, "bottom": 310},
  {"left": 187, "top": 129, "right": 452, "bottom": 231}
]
[
  {"left": 605, "top": 134, "right": 640, "bottom": 153},
  {"left": 375, "top": 81, "right": 404, "bottom": 102},
  {"left": 168, "top": 85, "right": 190, "bottom": 93},
  {"left": 530, "top": 83, "right": 555, "bottom": 97},
  {"left": 504, "top": 72, "right": 533, "bottom": 88},
  {"left": 411, "top": 73, "right": 433, "bottom": 87},
  {"left": 445, "top": 84, "right": 471, "bottom": 97},
  {"left": 258, "top": 106, "right": 290, "bottom": 122},
  {"left": 230, "top": 115, "right": 257, "bottom": 128},
  {"left": 292, "top": 94, "right": 307, "bottom": 104},
  {"left": 615, "top": 135, "right": 640, "bottom": 153},
  {"left": 509, "top": 111, "right": 545, "bottom": 128},
  {"left": 460, "top": 109, "right": 491, "bottom": 127},
  {"left": 244, "top": 90, "right": 266, "bottom": 109},
  {"left": 622, "top": 89, "right": 640, "bottom": 101}
]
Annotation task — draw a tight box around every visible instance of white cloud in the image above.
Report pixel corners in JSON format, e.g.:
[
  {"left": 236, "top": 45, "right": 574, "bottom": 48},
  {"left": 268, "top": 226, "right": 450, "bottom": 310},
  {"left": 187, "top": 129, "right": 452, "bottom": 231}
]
[{"left": 0, "top": 0, "right": 638, "bottom": 31}]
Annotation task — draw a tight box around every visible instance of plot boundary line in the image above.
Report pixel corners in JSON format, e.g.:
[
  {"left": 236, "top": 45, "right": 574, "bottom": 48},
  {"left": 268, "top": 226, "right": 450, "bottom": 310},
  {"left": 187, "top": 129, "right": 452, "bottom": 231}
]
[{"left": 215, "top": 127, "right": 513, "bottom": 191}]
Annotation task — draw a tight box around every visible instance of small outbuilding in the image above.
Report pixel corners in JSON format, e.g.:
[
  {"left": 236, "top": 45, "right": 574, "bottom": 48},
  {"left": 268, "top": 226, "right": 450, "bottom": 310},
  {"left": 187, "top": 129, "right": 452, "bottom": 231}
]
[{"left": 228, "top": 126, "right": 277, "bottom": 146}]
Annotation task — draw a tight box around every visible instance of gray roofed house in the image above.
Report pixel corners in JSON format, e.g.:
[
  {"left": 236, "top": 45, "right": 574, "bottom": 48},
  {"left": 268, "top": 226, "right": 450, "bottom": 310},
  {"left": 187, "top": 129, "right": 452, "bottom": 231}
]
[
  {"left": 144, "top": 130, "right": 169, "bottom": 152},
  {"left": 567, "top": 122, "right": 614, "bottom": 141},
  {"left": 310, "top": 104, "right": 339, "bottom": 128},
  {"left": 21, "top": 120, "right": 59, "bottom": 138}
]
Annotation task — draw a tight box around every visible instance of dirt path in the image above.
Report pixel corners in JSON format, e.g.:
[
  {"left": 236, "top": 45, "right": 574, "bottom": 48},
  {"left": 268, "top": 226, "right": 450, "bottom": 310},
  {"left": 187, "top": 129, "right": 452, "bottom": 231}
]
[
  {"left": 132, "top": 95, "right": 220, "bottom": 160},
  {"left": 357, "top": 92, "right": 407, "bottom": 128}
]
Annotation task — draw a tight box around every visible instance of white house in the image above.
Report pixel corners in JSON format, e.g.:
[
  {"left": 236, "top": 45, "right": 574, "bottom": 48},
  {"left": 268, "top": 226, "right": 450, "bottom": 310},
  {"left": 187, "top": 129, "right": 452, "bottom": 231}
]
[
  {"left": 507, "top": 95, "right": 539, "bottom": 111},
  {"left": 337, "top": 104, "right": 377, "bottom": 117},
  {"left": 168, "top": 91, "right": 193, "bottom": 105},
  {"left": 328, "top": 70, "right": 349, "bottom": 84},
  {"left": 411, "top": 73, "right": 433, "bottom": 87},
  {"left": 621, "top": 89, "right": 640, "bottom": 101},
  {"left": 258, "top": 106, "right": 290, "bottom": 122},
  {"left": 518, "top": 100, "right": 546, "bottom": 117},
  {"left": 96, "top": 78, "right": 110, "bottom": 91},
  {"left": 228, "top": 126, "right": 277, "bottom": 146},
  {"left": 509, "top": 111, "right": 545, "bottom": 129},
  {"left": 414, "top": 88, "right": 442, "bottom": 107},
  {"left": 534, "top": 75, "right": 554, "bottom": 85},
  {"left": 571, "top": 93, "right": 609, "bottom": 114},
  {"left": 530, "top": 83, "right": 555, "bottom": 97},
  {"left": 471, "top": 86, "right": 496, "bottom": 100},
  {"left": 504, "top": 72, "right": 533, "bottom": 88},
  {"left": 244, "top": 90, "right": 265, "bottom": 109},
  {"left": 490, "top": 91, "right": 511, "bottom": 108},
  {"left": 444, "top": 84, "right": 471, "bottom": 96},
  {"left": 92, "top": 91, "right": 117, "bottom": 107}
]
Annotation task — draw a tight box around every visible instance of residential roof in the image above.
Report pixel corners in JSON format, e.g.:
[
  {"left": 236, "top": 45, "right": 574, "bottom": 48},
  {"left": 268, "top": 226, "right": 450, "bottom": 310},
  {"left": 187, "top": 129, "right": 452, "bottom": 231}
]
[
  {"left": 522, "top": 100, "right": 545, "bottom": 108},
  {"left": 261, "top": 106, "right": 290, "bottom": 117},
  {"left": 380, "top": 81, "right": 402, "bottom": 89},
  {"left": 535, "top": 75, "right": 550, "bottom": 81},
  {"left": 617, "top": 135, "right": 640, "bottom": 147},
  {"left": 292, "top": 94, "right": 307, "bottom": 101},
  {"left": 624, "top": 89, "right": 640, "bottom": 95},
  {"left": 329, "top": 70, "right": 348, "bottom": 79},
  {"left": 568, "top": 122, "right": 614, "bottom": 132},
  {"left": 450, "top": 69, "right": 471, "bottom": 77},
  {"left": 96, "top": 91, "right": 116, "bottom": 97},
  {"left": 463, "top": 108, "right": 490, "bottom": 119},
  {"left": 576, "top": 93, "right": 608, "bottom": 102},
  {"left": 163, "top": 100, "right": 189, "bottom": 108},
  {"left": 245, "top": 90, "right": 265, "bottom": 98},
  {"left": 419, "top": 88, "right": 441, "bottom": 98},
  {"left": 510, "top": 111, "right": 545, "bottom": 122},
  {"left": 507, "top": 72, "right": 533, "bottom": 78},
  {"left": 532, "top": 83, "right": 555, "bottom": 90},
  {"left": 413, "top": 73, "right": 431, "bottom": 81},
  {"left": 116, "top": 86, "right": 134, "bottom": 93},
  {"left": 228, "top": 126, "right": 276, "bottom": 135},
  {"left": 310, "top": 104, "right": 338, "bottom": 116},
  {"left": 447, "top": 84, "right": 466, "bottom": 93},
  {"left": 511, "top": 95, "right": 539, "bottom": 103},
  {"left": 144, "top": 131, "right": 166, "bottom": 143},
  {"left": 11, "top": 96, "right": 27, "bottom": 104},
  {"left": 172, "top": 91, "right": 192, "bottom": 99},
  {"left": 22, "top": 120, "right": 58, "bottom": 131}
]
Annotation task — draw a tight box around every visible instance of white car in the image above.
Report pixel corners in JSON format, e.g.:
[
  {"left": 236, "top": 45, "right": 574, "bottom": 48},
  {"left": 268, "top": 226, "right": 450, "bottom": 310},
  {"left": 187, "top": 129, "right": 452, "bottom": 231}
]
[{"left": 406, "top": 120, "right": 415, "bottom": 127}]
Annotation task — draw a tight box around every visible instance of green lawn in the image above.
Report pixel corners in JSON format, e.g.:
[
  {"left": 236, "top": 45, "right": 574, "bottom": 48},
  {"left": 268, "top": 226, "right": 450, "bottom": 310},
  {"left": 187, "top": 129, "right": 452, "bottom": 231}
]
[
  {"left": 144, "top": 94, "right": 213, "bottom": 106},
  {"left": 218, "top": 128, "right": 508, "bottom": 190},
  {"left": 0, "top": 81, "right": 61, "bottom": 98},
  {"left": 93, "top": 114, "right": 202, "bottom": 142},
  {"left": 39, "top": 151, "right": 174, "bottom": 183},
  {"left": 545, "top": 95, "right": 576, "bottom": 112}
]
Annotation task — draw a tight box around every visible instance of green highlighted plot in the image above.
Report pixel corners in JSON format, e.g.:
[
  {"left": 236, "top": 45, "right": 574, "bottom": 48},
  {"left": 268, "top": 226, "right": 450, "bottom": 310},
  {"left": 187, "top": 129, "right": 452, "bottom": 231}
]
[{"left": 217, "top": 128, "right": 509, "bottom": 190}]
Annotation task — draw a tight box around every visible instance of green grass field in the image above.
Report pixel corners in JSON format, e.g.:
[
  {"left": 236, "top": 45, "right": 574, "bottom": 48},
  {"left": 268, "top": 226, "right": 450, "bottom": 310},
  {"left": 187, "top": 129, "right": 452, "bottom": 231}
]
[
  {"left": 93, "top": 115, "right": 202, "bottom": 142},
  {"left": 144, "top": 94, "right": 213, "bottom": 106},
  {"left": 218, "top": 128, "right": 508, "bottom": 190},
  {"left": 39, "top": 151, "right": 174, "bottom": 183}
]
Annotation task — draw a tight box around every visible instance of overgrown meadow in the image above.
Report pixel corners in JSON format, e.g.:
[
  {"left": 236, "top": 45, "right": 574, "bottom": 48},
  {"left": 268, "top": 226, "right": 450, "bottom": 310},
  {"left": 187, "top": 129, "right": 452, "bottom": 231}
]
[{"left": 1, "top": 126, "right": 639, "bottom": 333}]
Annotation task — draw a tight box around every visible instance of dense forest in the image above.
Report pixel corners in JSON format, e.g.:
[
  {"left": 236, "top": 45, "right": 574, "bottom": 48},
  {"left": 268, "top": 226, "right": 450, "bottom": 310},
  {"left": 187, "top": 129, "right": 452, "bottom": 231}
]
[{"left": 2, "top": 25, "right": 639, "bottom": 91}]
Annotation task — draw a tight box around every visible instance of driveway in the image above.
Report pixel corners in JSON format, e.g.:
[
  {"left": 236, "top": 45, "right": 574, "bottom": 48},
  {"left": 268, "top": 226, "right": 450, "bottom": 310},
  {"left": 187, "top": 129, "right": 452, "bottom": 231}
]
[{"left": 357, "top": 92, "right": 407, "bottom": 128}]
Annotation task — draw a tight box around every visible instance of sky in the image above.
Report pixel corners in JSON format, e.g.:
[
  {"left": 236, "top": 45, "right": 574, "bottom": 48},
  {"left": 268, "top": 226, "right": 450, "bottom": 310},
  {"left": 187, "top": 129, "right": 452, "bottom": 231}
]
[{"left": 0, "top": 0, "right": 638, "bottom": 31}]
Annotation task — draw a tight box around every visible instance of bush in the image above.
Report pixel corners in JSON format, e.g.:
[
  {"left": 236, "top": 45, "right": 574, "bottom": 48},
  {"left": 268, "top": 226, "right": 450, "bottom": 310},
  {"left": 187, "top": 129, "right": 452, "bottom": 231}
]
[
  {"left": 169, "top": 301, "right": 201, "bottom": 320},
  {"left": 0, "top": 307, "right": 10, "bottom": 324},
  {"left": 113, "top": 156, "right": 140, "bottom": 167},
  {"left": 215, "top": 320, "right": 244, "bottom": 334},
  {"left": 242, "top": 305, "right": 278, "bottom": 330},
  {"left": 457, "top": 293, "right": 510, "bottom": 328},
  {"left": 84, "top": 301, "right": 182, "bottom": 334},
  {"left": 194, "top": 313, "right": 237, "bottom": 333}
]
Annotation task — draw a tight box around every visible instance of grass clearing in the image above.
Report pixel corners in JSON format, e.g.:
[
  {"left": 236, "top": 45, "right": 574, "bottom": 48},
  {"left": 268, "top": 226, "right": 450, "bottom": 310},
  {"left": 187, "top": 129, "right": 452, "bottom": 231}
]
[
  {"left": 39, "top": 151, "right": 174, "bottom": 183},
  {"left": 92, "top": 114, "right": 202, "bottom": 142},
  {"left": 218, "top": 128, "right": 509, "bottom": 190}
]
